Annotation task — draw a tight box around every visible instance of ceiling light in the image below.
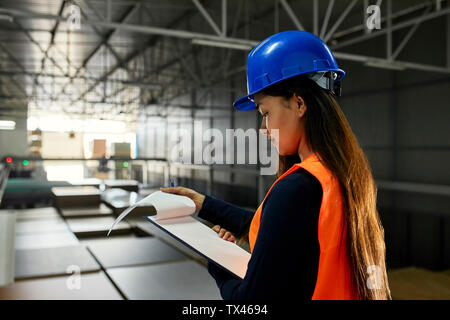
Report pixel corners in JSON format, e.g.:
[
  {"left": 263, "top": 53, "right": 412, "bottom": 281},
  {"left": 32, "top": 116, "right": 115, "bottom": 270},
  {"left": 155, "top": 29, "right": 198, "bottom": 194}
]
[
  {"left": 191, "top": 38, "right": 253, "bottom": 51},
  {"left": 0, "top": 120, "right": 16, "bottom": 130}
]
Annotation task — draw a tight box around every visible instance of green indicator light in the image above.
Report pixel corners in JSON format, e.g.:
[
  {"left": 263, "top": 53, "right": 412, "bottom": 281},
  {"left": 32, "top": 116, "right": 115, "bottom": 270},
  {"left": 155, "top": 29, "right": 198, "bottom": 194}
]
[
  {"left": 23, "top": 160, "right": 29, "bottom": 166},
  {"left": 123, "top": 161, "right": 129, "bottom": 168}
]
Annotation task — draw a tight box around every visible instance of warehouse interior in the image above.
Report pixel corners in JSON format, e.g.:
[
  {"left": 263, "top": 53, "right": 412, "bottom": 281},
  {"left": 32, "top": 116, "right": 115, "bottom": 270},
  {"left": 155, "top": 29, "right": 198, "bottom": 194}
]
[{"left": 0, "top": 0, "right": 449, "bottom": 300}]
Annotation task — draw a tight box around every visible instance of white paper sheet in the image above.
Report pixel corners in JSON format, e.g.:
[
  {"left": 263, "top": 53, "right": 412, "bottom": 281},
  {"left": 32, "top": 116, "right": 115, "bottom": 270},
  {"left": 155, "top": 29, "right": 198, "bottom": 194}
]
[
  {"left": 107, "top": 191, "right": 195, "bottom": 236},
  {"left": 147, "top": 215, "right": 251, "bottom": 279}
]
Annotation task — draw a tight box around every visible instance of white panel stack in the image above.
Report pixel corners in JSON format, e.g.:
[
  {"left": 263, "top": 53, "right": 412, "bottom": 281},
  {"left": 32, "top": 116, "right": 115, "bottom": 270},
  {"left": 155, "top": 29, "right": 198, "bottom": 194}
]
[{"left": 0, "top": 210, "right": 16, "bottom": 287}]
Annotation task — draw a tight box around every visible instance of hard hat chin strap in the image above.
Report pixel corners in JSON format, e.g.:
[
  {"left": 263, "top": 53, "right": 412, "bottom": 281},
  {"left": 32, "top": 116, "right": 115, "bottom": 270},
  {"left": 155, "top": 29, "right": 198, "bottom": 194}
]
[{"left": 306, "top": 72, "right": 342, "bottom": 97}]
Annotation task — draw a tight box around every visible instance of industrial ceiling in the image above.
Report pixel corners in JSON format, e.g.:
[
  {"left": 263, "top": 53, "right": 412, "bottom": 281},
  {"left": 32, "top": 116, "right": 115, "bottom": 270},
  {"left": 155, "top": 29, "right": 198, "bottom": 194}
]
[{"left": 0, "top": 0, "right": 448, "bottom": 121}]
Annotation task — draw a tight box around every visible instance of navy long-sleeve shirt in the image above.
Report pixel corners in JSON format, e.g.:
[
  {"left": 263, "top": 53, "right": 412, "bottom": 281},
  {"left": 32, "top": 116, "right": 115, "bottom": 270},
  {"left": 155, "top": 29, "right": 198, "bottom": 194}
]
[{"left": 197, "top": 167, "right": 323, "bottom": 300}]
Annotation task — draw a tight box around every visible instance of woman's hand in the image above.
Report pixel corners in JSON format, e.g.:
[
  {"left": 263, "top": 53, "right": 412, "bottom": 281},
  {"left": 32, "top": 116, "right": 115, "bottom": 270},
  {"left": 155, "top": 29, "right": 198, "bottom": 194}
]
[
  {"left": 160, "top": 187, "right": 235, "bottom": 243},
  {"left": 160, "top": 186, "right": 205, "bottom": 212},
  {"left": 212, "top": 225, "right": 236, "bottom": 243}
]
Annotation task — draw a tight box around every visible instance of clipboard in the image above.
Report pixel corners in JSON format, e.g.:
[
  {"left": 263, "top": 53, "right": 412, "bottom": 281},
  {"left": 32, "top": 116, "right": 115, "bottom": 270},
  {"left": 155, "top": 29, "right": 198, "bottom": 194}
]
[
  {"left": 145, "top": 215, "right": 251, "bottom": 280},
  {"left": 108, "top": 190, "right": 251, "bottom": 279}
]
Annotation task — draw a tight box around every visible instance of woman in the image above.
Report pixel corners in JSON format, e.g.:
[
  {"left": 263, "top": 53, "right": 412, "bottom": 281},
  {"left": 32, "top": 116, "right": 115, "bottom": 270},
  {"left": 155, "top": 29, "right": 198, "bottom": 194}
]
[{"left": 161, "top": 31, "right": 390, "bottom": 300}]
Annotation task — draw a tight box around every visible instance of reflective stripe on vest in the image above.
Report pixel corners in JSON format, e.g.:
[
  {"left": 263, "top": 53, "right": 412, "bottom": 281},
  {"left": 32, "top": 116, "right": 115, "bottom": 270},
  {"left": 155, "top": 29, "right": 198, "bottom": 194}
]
[{"left": 248, "top": 153, "right": 359, "bottom": 300}]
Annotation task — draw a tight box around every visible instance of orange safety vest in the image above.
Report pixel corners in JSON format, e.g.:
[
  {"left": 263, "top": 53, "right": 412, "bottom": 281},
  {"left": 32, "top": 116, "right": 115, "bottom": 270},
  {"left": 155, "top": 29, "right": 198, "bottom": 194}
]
[{"left": 248, "top": 153, "right": 359, "bottom": 300}]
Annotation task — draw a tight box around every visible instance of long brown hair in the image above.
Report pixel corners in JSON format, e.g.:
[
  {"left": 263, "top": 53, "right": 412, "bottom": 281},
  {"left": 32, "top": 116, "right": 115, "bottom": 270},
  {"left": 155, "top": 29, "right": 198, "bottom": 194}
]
[{"left": 261, "top": 74, "right": 391, "bottom": 300}]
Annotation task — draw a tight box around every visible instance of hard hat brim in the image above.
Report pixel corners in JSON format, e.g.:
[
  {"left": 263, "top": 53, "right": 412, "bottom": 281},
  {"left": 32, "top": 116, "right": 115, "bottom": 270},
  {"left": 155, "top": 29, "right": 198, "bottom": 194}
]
[{"left": 233, "top": 95, "right": 257, "bottom": 111}]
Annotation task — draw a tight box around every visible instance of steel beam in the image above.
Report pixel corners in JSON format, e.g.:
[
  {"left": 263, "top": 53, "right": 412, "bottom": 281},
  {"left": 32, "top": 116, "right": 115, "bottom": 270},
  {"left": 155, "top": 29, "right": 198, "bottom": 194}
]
[
  {"left": 323, "top": 0, "right": 358, "bottom": 43},
  {"left": 448, "top": 11, "right": 450, "bottom": 68},
  {"left": 279, "top": 0, "right": 305, "bottom": 31},
  {"left": 56, "top": 1, "right": 141, "bottom": 98},
  {"left": 333, "top": 51, "right": 450, "bottom": 74},
  {"left": 320, "top": 0, "right": 334, "bottom": 39},
  {"left": 74, "top": 7, "right": 201, "bottom": 104},
  {"left": 0, "top": 0, "right": 273, "bottom": 107},
  {"left": 0, "top": 42, "right": 46, "bottom": 98},
  {"left": 222, "top": 0, "right": 227, "bottom": 37},
  {"left": 333, "top": 1, "right": 429, "bottom": 39},
  {"left": 192, "top": 0, "right": 222, "bottom": 36},
  {"left": 40, "top": 0, "right": 67, "bottom": 72},
  {"left": 391, "top": 3, "right": 433, "bottom": 60},
  {"left": 0, "top": 70, "right": 165, "bottom": 88},
  {"left": 95, "top": 0, "right": 270, "bottom": 105},
  {"left": 313, "top": 0, "right": 319, "bottom": 36},
  {"left": 78, "top": 0, "right": 132, "bottom": 64},
  {"left": 387, "top": 0, "right": 392, "bottom": 59},
  {"left": 274, "top": 0, "right": 279, "bottom": 33},
  {"left": 13, "top": 20, "right": 67, "bottom": 77},
  {"left": 331, "top": 6, "right": 450, "bottom": 50}
]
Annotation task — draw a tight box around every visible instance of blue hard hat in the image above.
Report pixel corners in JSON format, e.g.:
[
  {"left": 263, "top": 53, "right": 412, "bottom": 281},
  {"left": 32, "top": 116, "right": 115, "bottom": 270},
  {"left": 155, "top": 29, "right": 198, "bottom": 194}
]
[{"left": 233, "top": 30, "right": 345, "bottom": 111}]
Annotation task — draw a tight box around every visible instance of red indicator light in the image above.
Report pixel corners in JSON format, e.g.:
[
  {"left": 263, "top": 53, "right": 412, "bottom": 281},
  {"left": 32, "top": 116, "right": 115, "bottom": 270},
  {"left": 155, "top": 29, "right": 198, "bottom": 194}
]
[{"left": 6, "top": 157, "right": 13, "bottom": 163}]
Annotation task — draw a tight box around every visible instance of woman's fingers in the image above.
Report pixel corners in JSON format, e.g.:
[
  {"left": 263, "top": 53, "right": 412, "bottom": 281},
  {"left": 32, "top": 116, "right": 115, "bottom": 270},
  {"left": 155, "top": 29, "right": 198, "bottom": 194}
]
[
  {"left": 160, "top": 186, "right": 194, "bottom": 198},
  {"left": 160, "top": 186, "right": 184, "bottom": 195},
  {"left": 216, "top": 228, "right": 236, "bottom": 243},
  {"left": 225, "top": 235, "right": 236, "bottom": 243},
  {"left": 224, "top": 232, "right": 235, "bottom": 242},
  {"left": 160, "top": 187, "right": 205, "bottom": 212},
  {"left": 211, "top": 225, "right": 237, "bottom": 243}
]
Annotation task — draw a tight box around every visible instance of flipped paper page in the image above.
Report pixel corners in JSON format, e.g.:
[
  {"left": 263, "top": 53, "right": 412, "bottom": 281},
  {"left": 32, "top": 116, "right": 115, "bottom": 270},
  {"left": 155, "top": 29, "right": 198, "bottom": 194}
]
[{"left": 107, "top": 191, "right": 196, "bottom": 235}]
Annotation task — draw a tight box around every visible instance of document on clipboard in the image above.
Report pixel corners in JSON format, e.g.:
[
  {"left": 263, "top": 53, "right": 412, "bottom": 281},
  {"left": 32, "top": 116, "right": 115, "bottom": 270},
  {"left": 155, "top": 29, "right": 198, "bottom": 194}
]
[{"left": 107, "top": 190, "right": 251, "bottom": 279}]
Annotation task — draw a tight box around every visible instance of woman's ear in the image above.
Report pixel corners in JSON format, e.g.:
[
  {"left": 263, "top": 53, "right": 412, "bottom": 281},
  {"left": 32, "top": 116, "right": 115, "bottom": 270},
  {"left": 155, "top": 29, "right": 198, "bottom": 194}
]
[{"left": 293, "top": 94, "right": 307, "bottom": 118}]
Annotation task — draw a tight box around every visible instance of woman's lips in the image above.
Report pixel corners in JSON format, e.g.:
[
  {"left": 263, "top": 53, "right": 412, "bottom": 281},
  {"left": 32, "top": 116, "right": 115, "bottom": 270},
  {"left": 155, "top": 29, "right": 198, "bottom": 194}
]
[{"left": 260, "top": 130, "right": 278, "bottom": 147}]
